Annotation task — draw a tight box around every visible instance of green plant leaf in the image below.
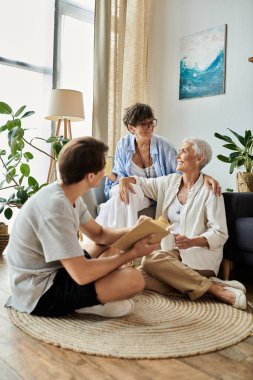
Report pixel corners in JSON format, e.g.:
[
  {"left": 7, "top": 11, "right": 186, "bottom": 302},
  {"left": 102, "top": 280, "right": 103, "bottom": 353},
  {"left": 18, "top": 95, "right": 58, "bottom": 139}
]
[
  {"left": 31, "top": 137, "right": 47, "bottom": 143},
  {"left": 227, "top": 128, "right": 245, "bottom": 146},
  {"left": 62, "top": 138, "right": 70, "bottom": 145},
  {"left": 214, "top": 132, "right": 233, "bottom": 143},
  {"left": 229, "top": 161, "right": 237, "bottom": 174},
  {"left": 8, "top": 126, "right": 19, "bottom": 141},
  {"left": 46, "top": 136, "right": 58, "bottom": 143},
  {"left": 28, "top": 176, "right": 38, "bottom": 187},
  {"left": 217, "top": 154, "right": 230, "bottom": 163},
  {"left": 229, "top": 151, "right": 241, "bottom": 159},
  {"left": 237, "top": 158, "right": 245, "bottom": 167},
  {"left": 14, "top": 105, "right": 26, "bottom": 117},
  {"left": 5, "top": 166, "right": 16, "bottom": 184},
  {"left": 0, "top": 197, "right": 7, "bottom": 203},
  {"left": 10, "top": 137, "right": 18, "bottom": 155},
  {"left": 0, "top": 205, "right": 4, "bottom": 213},
  {"left": 53, "top": 141, "right": 62, "bottom": 158},
  {"left": 245, "top": 129, "right": 252, "bottom": 140},
  {"left": 16, "top": 139, "right": 25, "bottom": 151},
  {"left": 6, "top": 166, "right": 16, "bottom": 177},
  {"left": 7, "top": 193, "right": 16, "bottom": 202},
  {"left": 0, "top": 102, "right": 12, "bottom": 114},
  {"left": 20, "top": 163, "right": 30, "bottom": 177},
  {"left": 5, "top": 152, "right": 20, "bottom": 166},
  {"left": 0, "top": 123, "right": 9, "bottom": 132},
  {"left": 19, "top": 174, "right": 24, "bottom": 185},
  {"left": 4, "top": 207, "right": 13, "bottom": 220},
  {"left": 21, "top": 111, "right": 35, "bottom": 119},
  {"left": 17, "top": 188, "right": 29, "bottom": 203},
  {"left": 14, "top": 118, "right": 21, "bottom": 127},
  {"left": 6, "top": 120, "right": 15, "bottom": 130},
  {"left": 8, "top": 198, "right": 22, "bottom": 205},
  {"left": 0, "top": 149, "right": 6, "bottom": 156},
  {"left": 222, "top": 143, "right": 239, "bottom": 151},
  {"left": 24, "top": 152, "right": 34, "bottom": 161}
]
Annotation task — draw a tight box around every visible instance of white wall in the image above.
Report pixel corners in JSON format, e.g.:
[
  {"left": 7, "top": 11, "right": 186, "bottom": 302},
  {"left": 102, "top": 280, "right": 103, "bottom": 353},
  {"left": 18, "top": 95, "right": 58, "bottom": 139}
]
[{"left": 147, "top": 0, "right": 253, "bottom": 190}]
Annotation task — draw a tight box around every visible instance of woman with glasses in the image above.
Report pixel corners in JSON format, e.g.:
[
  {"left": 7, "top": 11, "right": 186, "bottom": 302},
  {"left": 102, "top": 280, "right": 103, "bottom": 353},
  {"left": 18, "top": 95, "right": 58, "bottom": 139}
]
[
  {"left": 104, "top": 103, "right": 177, "bottom": 202},
  {"left": 96, "top": 103, "right": 177, "bottom": 228},
  {"left": 95, "top": 103, "right": 220, "bottom": 229}
]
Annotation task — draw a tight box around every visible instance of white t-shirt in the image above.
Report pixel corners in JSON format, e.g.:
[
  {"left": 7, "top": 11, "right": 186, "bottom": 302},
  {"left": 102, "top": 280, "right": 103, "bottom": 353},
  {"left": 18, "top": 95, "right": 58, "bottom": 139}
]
[{"left": 5, "top": 182, "right": 92, "bottom": 313}]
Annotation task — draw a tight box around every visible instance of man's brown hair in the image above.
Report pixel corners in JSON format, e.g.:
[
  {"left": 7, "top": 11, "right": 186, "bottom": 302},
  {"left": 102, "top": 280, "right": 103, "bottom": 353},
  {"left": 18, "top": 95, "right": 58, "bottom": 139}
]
[{"left": 58, "top": 137, "right": 108, "bottom": 185}]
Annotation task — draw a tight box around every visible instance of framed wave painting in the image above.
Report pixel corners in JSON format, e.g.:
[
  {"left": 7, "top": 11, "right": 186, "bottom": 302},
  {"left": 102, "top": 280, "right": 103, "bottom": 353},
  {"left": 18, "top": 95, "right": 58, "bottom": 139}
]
[{"left": 179, "top": 24, "right": 227, "bottom": 100}]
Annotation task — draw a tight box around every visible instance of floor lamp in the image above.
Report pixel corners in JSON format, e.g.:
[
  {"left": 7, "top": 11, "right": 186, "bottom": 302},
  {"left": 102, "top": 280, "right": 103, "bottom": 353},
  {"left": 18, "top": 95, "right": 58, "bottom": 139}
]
[{"left": 45, "top": 89, "right": 85, "bottom": 182}]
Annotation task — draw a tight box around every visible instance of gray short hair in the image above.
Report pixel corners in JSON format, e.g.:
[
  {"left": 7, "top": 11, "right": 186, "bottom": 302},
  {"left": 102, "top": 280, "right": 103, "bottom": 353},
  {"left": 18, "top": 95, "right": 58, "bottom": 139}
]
[{"left": 182, "top": 138, "right": 212, "bottom": 169}]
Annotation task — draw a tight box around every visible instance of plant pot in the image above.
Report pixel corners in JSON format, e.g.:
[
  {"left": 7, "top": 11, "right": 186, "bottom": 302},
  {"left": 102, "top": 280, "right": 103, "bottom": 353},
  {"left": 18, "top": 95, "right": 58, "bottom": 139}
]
[
  {"left": 0, "top": 223, "right": 9, "bottom": 255},
  {"left": 236, "top": 172, "right": 253, "bottom": 192}
]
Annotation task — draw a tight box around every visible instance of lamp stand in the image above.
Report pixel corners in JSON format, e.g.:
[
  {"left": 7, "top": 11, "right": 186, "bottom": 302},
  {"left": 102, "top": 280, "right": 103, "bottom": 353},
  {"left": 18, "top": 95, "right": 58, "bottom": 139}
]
[{"left": 47, "top": 118, "right": 73, "bottom": 183}]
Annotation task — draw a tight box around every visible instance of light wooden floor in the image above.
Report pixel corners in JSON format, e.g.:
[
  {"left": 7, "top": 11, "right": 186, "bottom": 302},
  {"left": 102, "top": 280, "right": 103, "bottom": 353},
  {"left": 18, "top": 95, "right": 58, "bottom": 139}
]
[{"left": 1, "top": 254, "right": 253, "bottom": 380}]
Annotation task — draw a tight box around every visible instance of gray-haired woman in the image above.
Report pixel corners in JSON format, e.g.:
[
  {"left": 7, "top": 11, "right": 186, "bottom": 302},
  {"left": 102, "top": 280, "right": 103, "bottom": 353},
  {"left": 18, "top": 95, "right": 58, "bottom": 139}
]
[{"left": 120, "top": 138, "right": 247, "bottom": 310}]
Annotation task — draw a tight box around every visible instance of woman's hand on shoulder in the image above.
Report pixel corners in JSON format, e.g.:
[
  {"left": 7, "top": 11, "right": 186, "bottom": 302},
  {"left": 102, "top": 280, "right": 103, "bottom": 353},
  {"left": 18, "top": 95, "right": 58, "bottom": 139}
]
[
  {"left": 119, "top": 177, "right": 137, "bottom": 204},
  {"left": 203, "top": 174, "right": 221, "bottom": 196}
]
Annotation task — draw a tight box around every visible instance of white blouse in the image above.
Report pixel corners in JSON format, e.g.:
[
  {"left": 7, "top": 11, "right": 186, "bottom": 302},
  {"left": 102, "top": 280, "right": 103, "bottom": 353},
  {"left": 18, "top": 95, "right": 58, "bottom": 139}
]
[
  {"left": 167, "top": 196, "right": 186, "bottom": 234},
  {"left": 129, "top": 160, "right": 157, "bottom": 179}
]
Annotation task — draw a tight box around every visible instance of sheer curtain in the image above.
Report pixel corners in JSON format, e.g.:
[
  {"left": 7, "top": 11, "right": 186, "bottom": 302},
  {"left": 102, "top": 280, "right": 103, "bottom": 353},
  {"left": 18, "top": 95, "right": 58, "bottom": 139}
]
[{"left": 92, "top": 0, "right": 150, "bottom": 155}]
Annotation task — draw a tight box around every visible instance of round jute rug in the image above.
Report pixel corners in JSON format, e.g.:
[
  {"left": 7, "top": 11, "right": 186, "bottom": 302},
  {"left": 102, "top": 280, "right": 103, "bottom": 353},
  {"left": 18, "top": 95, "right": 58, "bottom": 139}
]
[{"left": 7, "top": 291, "right": 253, "bottom": 359}]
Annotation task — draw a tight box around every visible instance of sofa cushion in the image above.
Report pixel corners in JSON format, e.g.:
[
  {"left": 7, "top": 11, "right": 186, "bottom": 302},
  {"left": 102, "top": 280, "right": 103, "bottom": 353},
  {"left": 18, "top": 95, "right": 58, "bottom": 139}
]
[{"left": 235, "top": 217, "right": 253, "bottom": 252}]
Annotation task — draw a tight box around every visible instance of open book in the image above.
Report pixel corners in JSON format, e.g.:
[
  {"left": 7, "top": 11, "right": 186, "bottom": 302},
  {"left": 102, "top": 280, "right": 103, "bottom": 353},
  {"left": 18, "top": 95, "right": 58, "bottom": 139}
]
[{"left": 112, "top": 216, "right": 175, "bottom": 251}]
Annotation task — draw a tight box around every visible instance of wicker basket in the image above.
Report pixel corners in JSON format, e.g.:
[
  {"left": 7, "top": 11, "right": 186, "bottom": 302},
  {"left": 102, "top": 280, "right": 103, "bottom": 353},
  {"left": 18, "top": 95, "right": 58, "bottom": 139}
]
[{"left": 0, "top": 223, "right": 9, "bottom": 255}]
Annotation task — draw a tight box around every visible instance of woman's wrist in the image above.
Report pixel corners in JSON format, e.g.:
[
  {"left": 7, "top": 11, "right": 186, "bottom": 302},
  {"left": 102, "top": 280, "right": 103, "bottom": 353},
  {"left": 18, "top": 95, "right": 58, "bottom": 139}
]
[{"left": 193, "top": 236, "right": 209, "bottom": 248}]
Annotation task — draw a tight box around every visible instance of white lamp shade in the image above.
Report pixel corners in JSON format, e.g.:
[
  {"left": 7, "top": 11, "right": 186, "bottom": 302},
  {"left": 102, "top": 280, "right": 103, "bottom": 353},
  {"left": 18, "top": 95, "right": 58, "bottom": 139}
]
[{"left": 45, "top": 89, "right": 85, "bottom": 122}]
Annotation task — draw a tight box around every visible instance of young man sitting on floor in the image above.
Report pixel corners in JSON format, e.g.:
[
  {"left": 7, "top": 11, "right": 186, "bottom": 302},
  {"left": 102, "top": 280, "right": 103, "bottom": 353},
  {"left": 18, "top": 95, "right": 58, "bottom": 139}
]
[{"left": 5, "top": 137, "right": 160, "bottom": 318}]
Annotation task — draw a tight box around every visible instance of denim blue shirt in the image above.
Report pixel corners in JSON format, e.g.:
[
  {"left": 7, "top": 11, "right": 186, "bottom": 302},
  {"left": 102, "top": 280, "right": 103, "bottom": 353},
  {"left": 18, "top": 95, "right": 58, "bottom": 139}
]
[{"left": 104, "top": 134, "right": 178, "bottom": 199}]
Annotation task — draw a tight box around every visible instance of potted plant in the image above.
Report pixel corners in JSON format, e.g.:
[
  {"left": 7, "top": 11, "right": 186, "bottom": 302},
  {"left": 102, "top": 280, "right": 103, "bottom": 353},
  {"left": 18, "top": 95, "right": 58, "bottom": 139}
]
[
  {"left": 214, "top": 129, "right": 253, "bottom": 192},
  {"left": 0, "top": 101, "right": 69, "bottom": 220}
]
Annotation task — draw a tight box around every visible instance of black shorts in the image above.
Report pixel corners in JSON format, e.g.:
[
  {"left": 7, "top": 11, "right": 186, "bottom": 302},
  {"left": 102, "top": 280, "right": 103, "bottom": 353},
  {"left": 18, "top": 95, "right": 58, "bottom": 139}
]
[{"left": 31, "top": 250, "right": 100, "bottom": 317}]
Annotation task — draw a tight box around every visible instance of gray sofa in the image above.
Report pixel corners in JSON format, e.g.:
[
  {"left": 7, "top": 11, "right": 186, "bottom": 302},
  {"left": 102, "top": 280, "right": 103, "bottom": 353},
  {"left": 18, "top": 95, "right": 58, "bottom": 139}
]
[{"left": 222, "top": 192, "right": 253, "bottom": 280}]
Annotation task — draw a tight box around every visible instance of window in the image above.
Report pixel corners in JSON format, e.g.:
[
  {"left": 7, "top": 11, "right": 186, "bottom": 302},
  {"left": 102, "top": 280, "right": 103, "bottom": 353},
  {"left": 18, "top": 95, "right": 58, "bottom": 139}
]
[
  {"left": 0, "top": 0, "right": 54, "bottom": 193},
  {"left": 0, "top": 0, "right": 95, "bottom": 224},
  {"left": 56, "top": 0, "right": 95, "bottom": 137}
]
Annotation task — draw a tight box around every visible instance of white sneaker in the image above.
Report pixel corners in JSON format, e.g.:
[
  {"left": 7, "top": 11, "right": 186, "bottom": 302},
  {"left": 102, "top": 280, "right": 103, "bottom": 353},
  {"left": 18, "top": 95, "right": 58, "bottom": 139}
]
[
  {"left": 224, "top": 287, "right": 247, "bottom": 310},
  {"left": 209, "top": 277, "right": 246, "bottom": 294},
  {"left": 75, "top": 299, "right": 135, "bottom": 318}
]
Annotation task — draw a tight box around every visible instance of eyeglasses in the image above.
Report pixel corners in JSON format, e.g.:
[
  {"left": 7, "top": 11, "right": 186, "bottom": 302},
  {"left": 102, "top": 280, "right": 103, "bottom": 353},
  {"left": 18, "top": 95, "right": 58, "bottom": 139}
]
[{"left": 138, "top": 119, "right": 157, "bottom": 130}]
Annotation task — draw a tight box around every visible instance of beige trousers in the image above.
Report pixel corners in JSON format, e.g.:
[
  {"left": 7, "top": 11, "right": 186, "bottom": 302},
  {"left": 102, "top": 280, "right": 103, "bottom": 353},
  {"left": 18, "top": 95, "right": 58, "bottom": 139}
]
[{"left": 140, "top": 250, "right": 214, "bottom": 301}]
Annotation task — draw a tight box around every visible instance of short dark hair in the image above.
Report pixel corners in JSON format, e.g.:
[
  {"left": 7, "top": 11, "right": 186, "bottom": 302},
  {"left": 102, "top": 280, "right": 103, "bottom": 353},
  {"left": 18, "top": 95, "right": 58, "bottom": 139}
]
[
  {"left": 123, "top": 103, "right": 155, "bottom": 127},
  {"left": 58, "top": 137, "right": 108, "bottom": 185}
]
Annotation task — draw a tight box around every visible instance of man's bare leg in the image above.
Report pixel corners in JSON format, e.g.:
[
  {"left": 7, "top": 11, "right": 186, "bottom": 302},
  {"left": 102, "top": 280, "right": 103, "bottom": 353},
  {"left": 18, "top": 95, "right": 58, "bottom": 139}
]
[{"left": 95, "top": 267, "right": 145, "bottom": 304}]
